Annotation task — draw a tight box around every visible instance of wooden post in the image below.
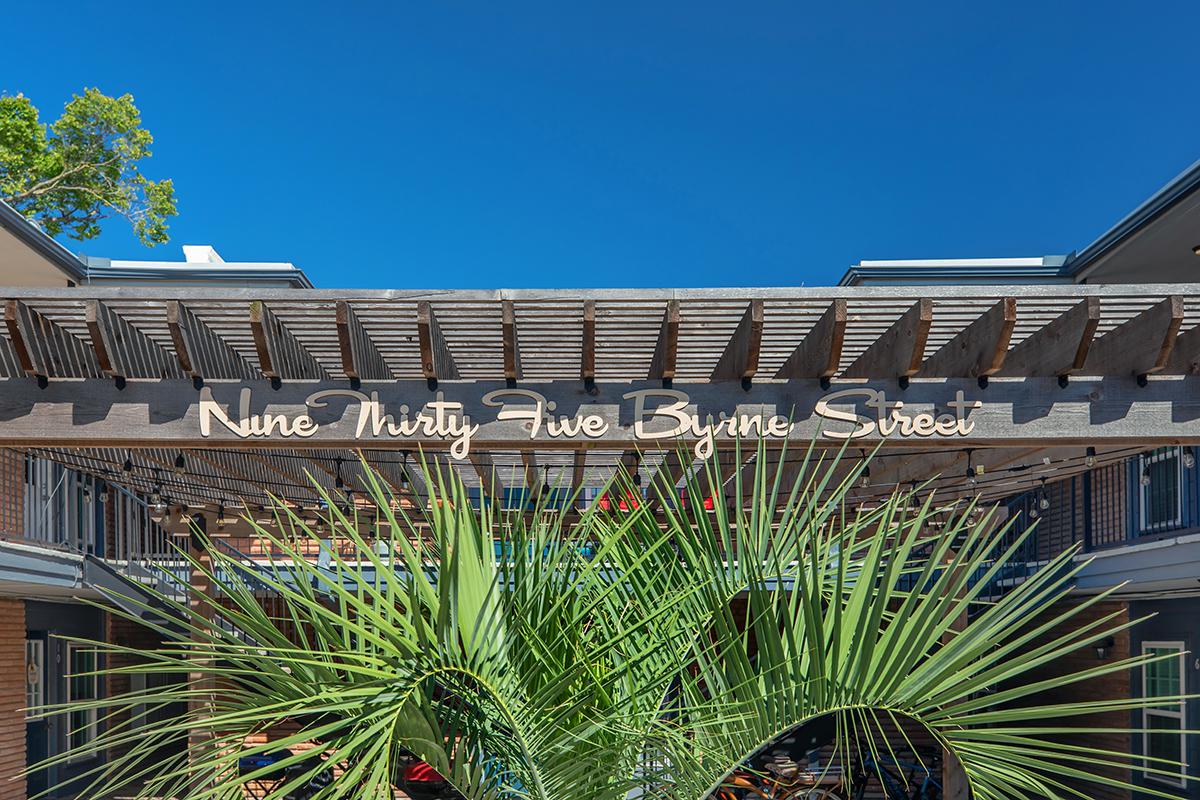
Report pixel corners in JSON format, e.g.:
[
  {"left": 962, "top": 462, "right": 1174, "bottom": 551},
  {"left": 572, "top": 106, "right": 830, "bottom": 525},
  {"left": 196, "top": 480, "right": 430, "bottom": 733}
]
[{"left": 186, "top": 515, "right": 219, "bottom": 783}]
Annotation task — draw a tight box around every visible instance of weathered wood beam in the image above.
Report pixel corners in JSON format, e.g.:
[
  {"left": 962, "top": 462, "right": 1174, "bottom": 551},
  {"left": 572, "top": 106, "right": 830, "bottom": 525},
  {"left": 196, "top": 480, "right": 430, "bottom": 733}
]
[
  {"left": 4, "top": 299, "right": 101, "bottom": 384},
  {"left": 6, "top": 377, "right": 1200, "bottom": 449},
  {"left": 571, "top": 449, "right": 587, "bottom": 506},
  {"left": 167, "top": 300, "right": 254, "bottom": 386},
  {"left": 774, "top": 300, "right": 847, "bottom": 386},
  {"left": 249, "top": 301, "right": 328, "bottom": 387},
  {"left": 416, "top": 301, "right": 459, "bottom": 390},
  {"left": 711, "top": 299, "right": 764, "bottom": 388},
  {"left": 521, "top": 450, "right": 540, "bottom": 495},
  {"left": 4, "top": 300, "right": 46, "bottom": 383},
  {"left": 648, "top": 300, "right": 680, "bottom": 385},
  {"left": 336, "top": 301, "right": 394, "bottom": 388},
  {"left": 581, "top": 300, "right": 597, "bottom": 393},
  {"left": 501, "top": 300, "right": 522, "bottom": 386},
  {"left": 1084, "top": 296, "right": 1184, "bottom": 381},
  {"left": 919, "top": 298, "right": 1017, "bottom": 384},
  {"left": 997, "top": 297, "right": 1100, "bottom": 382},
  {"left": 841, "top": 299, "right": 933, "bottom": 385},
  {"left": 85, "top": 300, "right": 123, "bottom": 386},
  {"left": 1166, "top": 323, "right": 1200, "bottom": 376}
]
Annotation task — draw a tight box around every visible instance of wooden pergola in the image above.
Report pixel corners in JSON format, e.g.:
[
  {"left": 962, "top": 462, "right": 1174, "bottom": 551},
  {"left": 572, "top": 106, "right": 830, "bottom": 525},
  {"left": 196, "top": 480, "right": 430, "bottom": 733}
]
[{"left": 2, "top": 284, "right": 1199, "bottom": 515}]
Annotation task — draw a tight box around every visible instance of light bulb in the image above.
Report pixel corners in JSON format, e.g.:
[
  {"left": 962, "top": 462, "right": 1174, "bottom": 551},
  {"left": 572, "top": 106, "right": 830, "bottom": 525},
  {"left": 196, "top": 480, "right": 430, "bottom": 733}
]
[
  {"left": 1141, "top": 469, "right": 1152, "bottom": 487},
  {"left": 1039, "top": 495, "right": 1050, "bottom": 510},
  {"left": 1084, "top": 447, "right": 1097, "bottom": 468},
  {"left": 1184, "top": 452, "right": 1196, "bottom": 470}
]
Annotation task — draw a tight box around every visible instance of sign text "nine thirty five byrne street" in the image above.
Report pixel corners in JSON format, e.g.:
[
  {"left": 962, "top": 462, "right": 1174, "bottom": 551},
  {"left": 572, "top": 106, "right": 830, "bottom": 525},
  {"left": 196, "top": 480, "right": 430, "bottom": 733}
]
[{"left": 198, "top": 386, "right": 983, "bottom": 460}]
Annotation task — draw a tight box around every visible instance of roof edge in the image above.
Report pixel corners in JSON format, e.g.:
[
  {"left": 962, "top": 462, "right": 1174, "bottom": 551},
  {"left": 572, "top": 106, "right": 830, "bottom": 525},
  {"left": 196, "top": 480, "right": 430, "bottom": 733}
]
[
  {"left": 0, "top": 199, "right": 88, "bottom": 282},
  {"left": 1067, "top": 159, "right": 1200, "bottom": 280}
]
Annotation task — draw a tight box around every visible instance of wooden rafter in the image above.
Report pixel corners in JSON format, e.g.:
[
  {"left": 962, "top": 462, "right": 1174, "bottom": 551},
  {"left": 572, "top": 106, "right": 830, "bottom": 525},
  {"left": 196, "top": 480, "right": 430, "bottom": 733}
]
[
  {"left": 841, "top": 299, "right": 933, "bottom": 382},
  {"left": 919, "top": 298, "right": 1017, "bottom": 381},
  {"left": 648, "top": 300, "right": 680, "bottom": 384},
  {"left": 997, "top": 297, "right": 1100, "bottom": 380},
  {"left": 417, "top": 300, "right": 459, "bottom": 388},
  {"left": 711, "top": 299, "right": 764, "bottom": 387},
  {"left": 336, "top": 300, "right": 394, "bottom": 386},
  {"left": 775, "top": 299, "right": 847, "bottom": 383},
  {"left": 1083, "top": 296, "right": 1184, "bottom": 379}
]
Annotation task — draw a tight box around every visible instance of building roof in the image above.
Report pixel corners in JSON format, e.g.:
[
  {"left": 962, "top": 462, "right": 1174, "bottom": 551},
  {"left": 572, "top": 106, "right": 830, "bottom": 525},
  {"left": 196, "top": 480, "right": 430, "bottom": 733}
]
[
  {"left": 0, "top": 200, "right": 89, "bottom": 284},
  {"left": 839, "top": 159, "right": 1200, "bottom": 286}
]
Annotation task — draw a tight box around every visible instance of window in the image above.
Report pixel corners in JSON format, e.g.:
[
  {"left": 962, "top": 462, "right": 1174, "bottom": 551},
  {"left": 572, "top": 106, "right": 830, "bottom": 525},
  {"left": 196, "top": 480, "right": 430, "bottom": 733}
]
[
  {"left": 24, "top": 639, "right": 43, "bottom": 720},
  {"left": 66, "top": 643, "right": 99, "bottom": 753},
  {"left": 1142, "top": 642, "right": 1187, "bottom": 787},
  {"left": 1139, "top": 448, "right": 1183, "bottom": 534}
]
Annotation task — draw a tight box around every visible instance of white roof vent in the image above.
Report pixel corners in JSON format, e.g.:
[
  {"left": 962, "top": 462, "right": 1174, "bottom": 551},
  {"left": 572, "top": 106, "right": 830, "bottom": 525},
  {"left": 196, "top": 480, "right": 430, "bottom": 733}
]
[{"left": 181, "top": 245, "right": 225, "bottom": 264}]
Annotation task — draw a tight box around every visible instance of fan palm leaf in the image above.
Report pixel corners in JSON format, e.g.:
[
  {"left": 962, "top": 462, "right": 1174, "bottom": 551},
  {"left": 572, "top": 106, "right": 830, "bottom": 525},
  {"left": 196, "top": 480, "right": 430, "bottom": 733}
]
[{"left": 33, "top": 442, "right": 1188, "bottom": 800}]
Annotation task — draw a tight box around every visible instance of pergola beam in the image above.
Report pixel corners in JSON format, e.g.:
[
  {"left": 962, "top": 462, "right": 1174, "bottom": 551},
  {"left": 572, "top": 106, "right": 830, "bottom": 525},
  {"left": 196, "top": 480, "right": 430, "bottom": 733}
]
[
  {"left": 501, "top": 300, "right": 522, "bottom": 386},
  {"left": 919, "top": 298, "right": 1016, "bottom": 382},
  {"left": 167, "top": 300, "right": 254, "bottom": 385},
  {"left": 581, "top": 300, "right": 597, "bottom": 392},
  {"left": 249, "top": 301, "right": 328, "bottom": 387},
  {"left": 998, "top": 297, "right": 1100, "bottom": 381},
  {"left": 416, "top": 301, "right": 459, "bottom": 389},
  {"left": 336, "top": 301, "right": 394, "bottom": 388},
  {"left": 841, "top": 299, "right": 933, "bottom": 384},
  {"left": 711, "top": 299, "right": 764, "bottom": 388},
  {"left": 774, "top": 299, "right": 846, "bottom": 385},
  {"left": 648, "top": 300, "right": 680, "bottom": 385},
  {"left": 4, "top": 299, "right": 46, "bottom": 382},
  {"left": 1084, "top": 295, "right": 1184, "bottom": 380}
]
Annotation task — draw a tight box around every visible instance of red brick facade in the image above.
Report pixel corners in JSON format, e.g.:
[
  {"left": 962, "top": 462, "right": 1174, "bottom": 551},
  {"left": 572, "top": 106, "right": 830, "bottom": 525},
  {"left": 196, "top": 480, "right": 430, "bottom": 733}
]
[{"left": 0, "top": 599, "right": 26, "bottom": 800}]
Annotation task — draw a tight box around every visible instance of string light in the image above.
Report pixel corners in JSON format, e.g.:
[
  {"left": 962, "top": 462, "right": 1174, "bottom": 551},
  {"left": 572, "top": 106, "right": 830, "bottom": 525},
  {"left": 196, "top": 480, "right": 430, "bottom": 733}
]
[
  {"left": 1084, "top": 447, "right": 1097, "bottom": 468},
  {"left": 1038, "top": 478, "right": 1050, "bottom": 510},
  {"left": 1184, "top": 450, "right": 1196, "bottom": 470},
  {"left": 858, "top": 449, "right": 870, "bottom": 488},
  {"left": 174, "top": 452, "right": 186, "bottom": 474},
  {"left": 334, "top": 457, "right": 345, "bottom": 490}
]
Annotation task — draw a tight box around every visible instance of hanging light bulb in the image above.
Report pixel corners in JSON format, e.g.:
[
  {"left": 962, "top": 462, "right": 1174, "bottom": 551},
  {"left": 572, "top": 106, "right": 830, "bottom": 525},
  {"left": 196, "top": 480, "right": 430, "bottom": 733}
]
[
  {"left": 965, "top": 450, "right": 977, "bottom": 487},
  {"left": 82, "top": 485, "right": 92, "bottom": 503},
  {"left": 1141, "top": 466, "right": 1152, "bottom": 487},
  {"left": 173, "top": 452, "right": 186, "bottom": 474},
  {"left": 632, "top": 456, "right": 642, "bottom": 487},
  {"left": 1084, "top": 446, "right": 1097, "bottom": 468},
  {"left": 543, "top": 465, "right": 551, "bottom": 495},
  {"left": 334, "top": 457, "right": 345, "bottom": 490},
  {"left": 1184, "top": 450, "right": 1196, "bottom": 470},
  {"left": 1038, "top": 482, "right": 1051, "bottom": 511},
  {"left": 1030, "top": 505, "right": 1040, "bottom": 519},
  {"left": 122, "top": 457, "right": 133, "bottom": 473},
  {"left": 400, "top": 452, "right": 410, "bottom": 489},
  {"left": 216, "top": 504, "right": 228, "bottom": 530},
  {"left": 858, "top": 450, "right": 870, "bottom": 488}
]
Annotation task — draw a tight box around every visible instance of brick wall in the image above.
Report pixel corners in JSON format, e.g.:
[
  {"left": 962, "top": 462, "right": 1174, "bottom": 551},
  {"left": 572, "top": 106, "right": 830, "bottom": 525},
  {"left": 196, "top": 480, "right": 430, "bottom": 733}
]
[
  {"left": 1012, "top": 598, "right": 1132, "bottom": 800},
  {"left": 0, "top": 599, "right": 26, "bottom": 800}
]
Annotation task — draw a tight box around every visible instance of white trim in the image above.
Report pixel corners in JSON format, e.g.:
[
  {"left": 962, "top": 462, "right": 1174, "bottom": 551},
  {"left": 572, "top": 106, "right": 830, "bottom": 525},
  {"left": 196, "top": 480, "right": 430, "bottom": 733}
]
[{"left": 1142, "top": 640, "right": 1187, "bottom": 788}]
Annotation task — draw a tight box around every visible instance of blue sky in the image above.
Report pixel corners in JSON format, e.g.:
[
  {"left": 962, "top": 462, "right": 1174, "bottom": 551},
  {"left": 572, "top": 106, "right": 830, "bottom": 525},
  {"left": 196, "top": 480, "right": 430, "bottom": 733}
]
[{"left": 5, "top": 1, "right": 1199, "bottom": 288}]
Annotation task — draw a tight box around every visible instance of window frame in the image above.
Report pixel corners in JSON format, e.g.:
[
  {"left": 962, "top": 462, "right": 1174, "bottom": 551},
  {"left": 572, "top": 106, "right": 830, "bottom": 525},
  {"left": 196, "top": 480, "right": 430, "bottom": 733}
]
[
  {"left": 1139, "top": 447, "right": 1184, "bottom": 534},
  {"left": 65, "top": 642, "right": 100, "bottom": 757},
  {"left": 1142, "top": 640, "right": 1188, "bottom": 788}
]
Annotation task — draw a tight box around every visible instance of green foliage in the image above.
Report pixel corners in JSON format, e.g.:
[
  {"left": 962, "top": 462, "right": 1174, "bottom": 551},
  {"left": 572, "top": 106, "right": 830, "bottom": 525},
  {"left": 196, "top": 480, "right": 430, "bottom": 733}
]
[
  {"left": 0, "top": 88, "right": 177, "bottom": 246},
  {"left": 34, "top": 443, "right": 1187, "bottom": 799}
]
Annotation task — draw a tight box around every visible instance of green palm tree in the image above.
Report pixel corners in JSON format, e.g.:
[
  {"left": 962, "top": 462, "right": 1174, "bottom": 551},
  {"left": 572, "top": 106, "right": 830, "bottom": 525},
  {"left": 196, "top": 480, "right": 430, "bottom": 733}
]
[{"left": 35, "top": 442, "right": 1186, "bottom": 800}]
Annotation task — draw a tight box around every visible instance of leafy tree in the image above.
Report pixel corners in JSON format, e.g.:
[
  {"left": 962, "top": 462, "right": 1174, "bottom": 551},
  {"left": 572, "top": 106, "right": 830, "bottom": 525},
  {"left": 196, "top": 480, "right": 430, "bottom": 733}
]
[
  {"left": 37, "top": 444, "right": 1185, "bottom": 800},
  {"left": 0, "top": 88, "right": 176, "bottom": 246}
]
